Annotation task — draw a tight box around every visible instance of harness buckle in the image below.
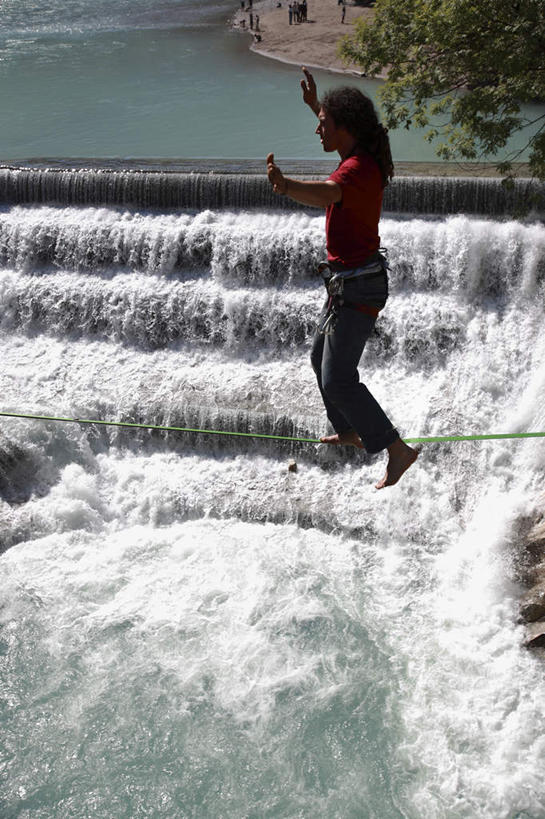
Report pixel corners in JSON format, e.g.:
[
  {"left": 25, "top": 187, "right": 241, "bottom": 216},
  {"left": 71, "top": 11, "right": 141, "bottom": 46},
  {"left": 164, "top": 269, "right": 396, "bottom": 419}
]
[{"left": 326, "top": 272, "right": 344, "bottom": 298}]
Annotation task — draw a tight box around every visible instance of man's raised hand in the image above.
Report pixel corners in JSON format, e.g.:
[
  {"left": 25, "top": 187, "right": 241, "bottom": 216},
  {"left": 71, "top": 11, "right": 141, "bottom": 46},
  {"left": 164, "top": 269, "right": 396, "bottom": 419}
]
[
  {"left": 266, "top": 153, "right": 287, "bottom": 195},
  {"left": 300, "top": 66, "right": 319, "bottom": 114}
]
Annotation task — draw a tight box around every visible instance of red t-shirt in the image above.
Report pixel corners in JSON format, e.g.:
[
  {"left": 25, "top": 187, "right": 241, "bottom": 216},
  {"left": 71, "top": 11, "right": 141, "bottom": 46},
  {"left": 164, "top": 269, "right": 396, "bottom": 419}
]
[{"left": 326, "top": 152, "right": 383, "bottom": 268}]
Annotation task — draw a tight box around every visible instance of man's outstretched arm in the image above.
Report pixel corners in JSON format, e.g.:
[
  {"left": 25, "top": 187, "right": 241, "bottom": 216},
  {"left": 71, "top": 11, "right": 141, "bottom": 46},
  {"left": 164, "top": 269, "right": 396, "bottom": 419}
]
[
  {"left": 300, "top": 66, "right": 320, "bottom": 116},
  {"left": 266, "top": 153, "right": 341, "bottom": 208}
]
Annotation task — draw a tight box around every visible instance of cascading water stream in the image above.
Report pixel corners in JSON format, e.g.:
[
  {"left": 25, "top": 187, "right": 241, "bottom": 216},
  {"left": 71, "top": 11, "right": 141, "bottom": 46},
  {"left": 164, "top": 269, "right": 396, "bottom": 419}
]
[
  {"left": 1, "top": 166, "right": 544, "bottom": 215},
  {"left": 1, "top": 185, "right": 545, "bottom": 818}
]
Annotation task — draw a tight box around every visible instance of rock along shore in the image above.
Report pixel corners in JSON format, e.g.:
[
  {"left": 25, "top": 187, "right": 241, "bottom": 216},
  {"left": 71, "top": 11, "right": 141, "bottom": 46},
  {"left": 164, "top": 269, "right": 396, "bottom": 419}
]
[{"left": 516, "top": 506, "right": 545, "bottom": 651}]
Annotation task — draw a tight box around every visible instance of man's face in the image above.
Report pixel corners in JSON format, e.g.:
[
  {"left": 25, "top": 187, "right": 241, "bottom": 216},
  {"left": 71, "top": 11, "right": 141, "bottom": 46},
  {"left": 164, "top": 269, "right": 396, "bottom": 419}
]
[{"left": 315, "top": 107, "right": 340, "bottom": 152}]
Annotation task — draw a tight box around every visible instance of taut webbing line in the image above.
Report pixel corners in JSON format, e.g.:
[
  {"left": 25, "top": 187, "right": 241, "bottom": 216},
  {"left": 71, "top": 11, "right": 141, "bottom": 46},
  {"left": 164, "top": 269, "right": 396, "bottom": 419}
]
[
  {"left": 1, "top": 411, "right": 544, "bottom": 444},
  {"left": 0, "top": 411, "right": 321, "bottom": 443}
]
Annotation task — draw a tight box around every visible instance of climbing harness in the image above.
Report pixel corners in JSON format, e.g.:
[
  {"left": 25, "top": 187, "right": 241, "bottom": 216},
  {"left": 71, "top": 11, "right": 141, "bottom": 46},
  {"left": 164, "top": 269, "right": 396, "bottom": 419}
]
[{"left": 318, "top": 254, "right": 385, "bottom": 335}]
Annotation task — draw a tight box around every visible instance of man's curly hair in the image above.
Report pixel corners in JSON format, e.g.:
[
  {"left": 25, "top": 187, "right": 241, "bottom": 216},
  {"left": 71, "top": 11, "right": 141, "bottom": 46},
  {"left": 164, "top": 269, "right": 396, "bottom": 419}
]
[{"left": 320, "top": 87, "right": 394, "bottom": 187}]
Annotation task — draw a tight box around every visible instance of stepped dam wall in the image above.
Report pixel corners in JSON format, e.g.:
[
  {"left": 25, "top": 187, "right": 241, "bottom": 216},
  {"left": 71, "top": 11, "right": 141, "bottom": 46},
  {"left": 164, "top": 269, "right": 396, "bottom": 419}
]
[{"left": 1, "top": 165, "right": 544, "bottom": 216}]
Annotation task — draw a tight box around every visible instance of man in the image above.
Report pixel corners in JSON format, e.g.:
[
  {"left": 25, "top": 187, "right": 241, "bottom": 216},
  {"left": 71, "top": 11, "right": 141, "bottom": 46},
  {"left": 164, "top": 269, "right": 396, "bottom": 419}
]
[{"left": 266, "top": 67, "right": 418, "bottom": 489}]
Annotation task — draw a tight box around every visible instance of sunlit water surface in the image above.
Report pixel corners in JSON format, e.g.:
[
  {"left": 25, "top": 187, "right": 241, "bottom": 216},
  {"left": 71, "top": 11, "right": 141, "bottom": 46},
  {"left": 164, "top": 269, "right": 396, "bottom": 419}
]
[{"left": 1, "top": 0, "right": 543, "bottom": 162}]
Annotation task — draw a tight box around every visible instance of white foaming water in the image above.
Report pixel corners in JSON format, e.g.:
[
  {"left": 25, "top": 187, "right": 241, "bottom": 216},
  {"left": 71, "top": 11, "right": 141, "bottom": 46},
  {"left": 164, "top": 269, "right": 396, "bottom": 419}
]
[{"left": 1, "top": 203, "right": 545, "bottom": 818}]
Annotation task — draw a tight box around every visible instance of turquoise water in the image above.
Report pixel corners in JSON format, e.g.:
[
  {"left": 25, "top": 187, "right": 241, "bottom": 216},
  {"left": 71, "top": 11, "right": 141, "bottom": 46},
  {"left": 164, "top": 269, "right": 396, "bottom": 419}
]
[{"left": 1, "top": 0, "right": 543, "bottom": 162}]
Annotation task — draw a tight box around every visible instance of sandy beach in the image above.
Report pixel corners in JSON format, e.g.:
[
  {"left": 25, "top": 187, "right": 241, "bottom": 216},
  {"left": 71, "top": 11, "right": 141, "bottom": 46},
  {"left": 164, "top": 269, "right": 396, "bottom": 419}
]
[{"left": 232, "top": 0, "right": 381, "bottom": 76}]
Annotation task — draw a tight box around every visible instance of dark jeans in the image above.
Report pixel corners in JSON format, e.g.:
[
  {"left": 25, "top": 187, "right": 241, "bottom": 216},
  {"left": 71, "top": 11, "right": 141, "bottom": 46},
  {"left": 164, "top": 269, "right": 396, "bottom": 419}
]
[{"left": 310, "top": 269, "right": 399, "bottom": 454}]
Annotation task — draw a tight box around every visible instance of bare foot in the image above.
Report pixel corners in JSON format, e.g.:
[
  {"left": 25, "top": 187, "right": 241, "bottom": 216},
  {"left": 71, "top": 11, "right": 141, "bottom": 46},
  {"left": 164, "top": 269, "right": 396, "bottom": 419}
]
[
  {"left": 375, "top": 438, "right": 419, "bottom": 489},
  {"left": 320, "top": 430, "right": 364, "bottom": 449}
]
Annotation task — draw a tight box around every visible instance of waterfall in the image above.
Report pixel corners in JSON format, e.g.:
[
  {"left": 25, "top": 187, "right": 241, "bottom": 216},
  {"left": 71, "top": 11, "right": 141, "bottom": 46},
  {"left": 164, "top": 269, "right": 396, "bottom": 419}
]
[
  {"left": 1, "top": 180, "right": 545, "bottom": 818},
  {"left": 2, "top": 165, "right": 544, "bottom": 215}
]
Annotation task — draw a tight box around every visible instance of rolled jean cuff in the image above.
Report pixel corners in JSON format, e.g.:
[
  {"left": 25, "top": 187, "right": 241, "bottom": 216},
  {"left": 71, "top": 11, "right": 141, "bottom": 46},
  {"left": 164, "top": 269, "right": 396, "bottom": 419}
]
[{"left": 362, "top": 426, "right": 400, "bottom": 455}]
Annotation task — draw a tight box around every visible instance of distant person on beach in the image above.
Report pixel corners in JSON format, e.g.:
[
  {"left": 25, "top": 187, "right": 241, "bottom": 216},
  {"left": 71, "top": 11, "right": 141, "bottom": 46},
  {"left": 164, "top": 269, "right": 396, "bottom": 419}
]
[
  {"left": 341, "top": 1, "right": 346, "bottom": 22},
  {"left": 266, "top": 67, "right": 418, "bottom": 489}
]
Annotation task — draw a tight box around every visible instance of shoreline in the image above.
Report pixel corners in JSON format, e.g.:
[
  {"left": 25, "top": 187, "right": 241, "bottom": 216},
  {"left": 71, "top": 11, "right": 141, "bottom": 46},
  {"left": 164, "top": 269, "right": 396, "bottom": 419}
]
[
  {"left": 230, "top": 0, "right": 383, "bottom": 77},
  {"left": 248, "top": 43, "right": 364, "bottom": 77}
]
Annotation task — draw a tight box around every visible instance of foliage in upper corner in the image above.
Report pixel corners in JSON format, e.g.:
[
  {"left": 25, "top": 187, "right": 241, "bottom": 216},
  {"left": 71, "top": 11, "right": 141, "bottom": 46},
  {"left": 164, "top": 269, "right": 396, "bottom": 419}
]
[{"left": 338, "top": 0, "right": 545, "bottom": 180}]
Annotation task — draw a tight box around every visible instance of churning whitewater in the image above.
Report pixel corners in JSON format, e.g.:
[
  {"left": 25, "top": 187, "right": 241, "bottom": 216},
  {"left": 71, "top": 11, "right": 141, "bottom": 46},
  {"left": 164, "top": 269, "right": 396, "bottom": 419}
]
[{"left": 1, "top": 193, "right": 545, "bottom": 818}]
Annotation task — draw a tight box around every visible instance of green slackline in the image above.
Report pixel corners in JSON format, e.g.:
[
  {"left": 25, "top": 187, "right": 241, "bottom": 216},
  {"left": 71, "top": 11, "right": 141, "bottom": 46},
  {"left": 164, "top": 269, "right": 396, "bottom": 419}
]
[{"left": 1, "top": 410, "right": 544, "bottom": 445}]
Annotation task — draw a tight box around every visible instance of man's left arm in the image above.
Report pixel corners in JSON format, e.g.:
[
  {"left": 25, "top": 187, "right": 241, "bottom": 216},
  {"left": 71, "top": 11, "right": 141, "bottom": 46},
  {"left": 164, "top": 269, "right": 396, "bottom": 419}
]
[{"left": 266, "top": 153, "right": 341, "bottom": 208}]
